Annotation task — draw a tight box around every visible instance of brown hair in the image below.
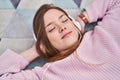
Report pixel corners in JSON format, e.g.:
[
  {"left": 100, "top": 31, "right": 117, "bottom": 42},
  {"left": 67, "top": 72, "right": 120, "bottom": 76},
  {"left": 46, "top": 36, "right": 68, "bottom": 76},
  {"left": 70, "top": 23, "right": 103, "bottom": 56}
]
[{"left": 33, "top": 4, "right": 81, "bottom": 62}]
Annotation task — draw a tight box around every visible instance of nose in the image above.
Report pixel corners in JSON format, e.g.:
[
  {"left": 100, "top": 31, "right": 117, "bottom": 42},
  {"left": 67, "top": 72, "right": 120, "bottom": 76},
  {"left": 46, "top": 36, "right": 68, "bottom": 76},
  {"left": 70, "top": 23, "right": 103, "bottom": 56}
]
[
  {"left": 59, "top": 26, "right": 66, "bottom": 33},
  {"left": 55, "top": 21, "right": 67, "bottom": 33}
]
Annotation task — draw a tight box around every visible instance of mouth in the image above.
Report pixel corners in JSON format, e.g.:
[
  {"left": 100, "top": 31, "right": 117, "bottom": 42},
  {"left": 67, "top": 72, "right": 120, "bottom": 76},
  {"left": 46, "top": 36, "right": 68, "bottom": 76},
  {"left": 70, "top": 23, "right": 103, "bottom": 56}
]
[{"left": 61, "top": 31, "right": 72, "bottom": 39}]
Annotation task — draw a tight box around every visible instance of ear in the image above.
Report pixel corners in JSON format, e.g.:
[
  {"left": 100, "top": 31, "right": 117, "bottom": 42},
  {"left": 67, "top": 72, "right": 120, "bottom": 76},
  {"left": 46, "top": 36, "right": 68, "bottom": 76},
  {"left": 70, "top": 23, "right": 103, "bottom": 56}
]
[{"left": 68, "top": 15, "right": 82, "bottom": 31}]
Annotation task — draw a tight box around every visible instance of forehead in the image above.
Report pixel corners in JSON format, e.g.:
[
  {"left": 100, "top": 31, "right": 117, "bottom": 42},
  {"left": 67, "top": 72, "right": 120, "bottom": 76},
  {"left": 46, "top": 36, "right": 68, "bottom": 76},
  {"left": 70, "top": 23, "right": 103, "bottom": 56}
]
[
  {"left": 44, "top": 9, "right": 64, "bottom": 16},
  {"left": 44, "top": 9, "right": 65, "bottom": 21}
]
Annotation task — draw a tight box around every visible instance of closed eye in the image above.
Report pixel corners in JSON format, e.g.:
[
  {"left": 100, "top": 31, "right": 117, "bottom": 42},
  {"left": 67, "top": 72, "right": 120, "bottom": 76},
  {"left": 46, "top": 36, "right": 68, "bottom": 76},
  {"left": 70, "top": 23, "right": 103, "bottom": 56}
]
[
  {"left": 62, "top": 19, "right": 68, "bottom": 23},
  {"left": 48, "top": 27, "right": 56, "bottom": 32}
]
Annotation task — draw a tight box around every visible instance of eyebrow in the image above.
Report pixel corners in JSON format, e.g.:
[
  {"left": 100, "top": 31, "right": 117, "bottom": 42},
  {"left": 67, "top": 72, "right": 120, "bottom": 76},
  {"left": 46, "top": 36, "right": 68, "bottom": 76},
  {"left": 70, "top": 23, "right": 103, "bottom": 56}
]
[{"left": 45, "top": 14, "right": 64, "bottom": 28}]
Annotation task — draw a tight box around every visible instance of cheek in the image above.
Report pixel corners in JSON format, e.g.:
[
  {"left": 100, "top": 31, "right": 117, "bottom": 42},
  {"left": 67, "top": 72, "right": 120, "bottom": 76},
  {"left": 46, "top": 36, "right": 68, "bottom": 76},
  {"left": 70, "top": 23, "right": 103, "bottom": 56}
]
[
  {"left": 47, "top": 32, "right": 64, "bottom": 50},
  {"left": 47, "top": 32, "right": 61, "bottom": 44},
  {"left": 72, "top": 25, "right": 79, "bottom": 34}
]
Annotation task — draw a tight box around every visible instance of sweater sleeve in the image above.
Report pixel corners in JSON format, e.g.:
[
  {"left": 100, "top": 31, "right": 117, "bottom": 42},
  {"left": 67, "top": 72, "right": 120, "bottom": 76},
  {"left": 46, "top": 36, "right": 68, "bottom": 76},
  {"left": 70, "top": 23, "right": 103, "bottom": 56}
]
[
  {"left": 85, "top": 0, "right": 120, "bottom": 42},
  {"left": 0, "top": 49, "right": 40, "bottom": 80},
  {"left": 86, "top": 0, "right": 120, "bottom": 23},
  {"left": 83, "top": 0, "right": 120, "bottom": 55},
  {"left": 75, "top": 0, "right": 120, "bottom": 65}
]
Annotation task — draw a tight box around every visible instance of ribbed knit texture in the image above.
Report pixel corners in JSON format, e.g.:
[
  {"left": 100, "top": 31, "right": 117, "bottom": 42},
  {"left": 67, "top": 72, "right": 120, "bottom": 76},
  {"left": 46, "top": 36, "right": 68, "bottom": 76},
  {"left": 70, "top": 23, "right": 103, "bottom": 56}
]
[{"left": 0, "top": 0, "right": 120, "bottom": 79}]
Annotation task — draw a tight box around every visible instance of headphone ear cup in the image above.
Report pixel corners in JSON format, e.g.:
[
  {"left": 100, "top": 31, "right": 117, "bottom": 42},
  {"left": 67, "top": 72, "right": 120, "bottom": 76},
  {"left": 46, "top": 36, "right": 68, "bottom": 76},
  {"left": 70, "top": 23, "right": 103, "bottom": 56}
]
[
  {"left": 68, "top": 15, "right": 81, "bottom": 31},
  {"left": 33, "top": 33, "right": 37, "bottom": 41},
  {"left": 69, "top": 17, "right": 72, "bottom": 21}
]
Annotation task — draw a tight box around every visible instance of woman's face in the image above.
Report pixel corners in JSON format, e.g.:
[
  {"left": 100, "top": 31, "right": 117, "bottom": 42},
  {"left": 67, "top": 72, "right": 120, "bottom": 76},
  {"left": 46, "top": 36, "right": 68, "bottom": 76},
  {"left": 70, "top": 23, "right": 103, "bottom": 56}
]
[{"left": 44, "top": 9, "right": 79, "bottom": 51}]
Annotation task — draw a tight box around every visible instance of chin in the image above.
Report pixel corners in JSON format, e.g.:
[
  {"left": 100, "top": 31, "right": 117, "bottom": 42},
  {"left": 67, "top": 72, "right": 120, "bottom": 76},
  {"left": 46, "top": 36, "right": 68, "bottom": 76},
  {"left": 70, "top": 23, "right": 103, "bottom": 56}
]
[{"left": 66, "top": 39, "right": 78, "bottom": 47}]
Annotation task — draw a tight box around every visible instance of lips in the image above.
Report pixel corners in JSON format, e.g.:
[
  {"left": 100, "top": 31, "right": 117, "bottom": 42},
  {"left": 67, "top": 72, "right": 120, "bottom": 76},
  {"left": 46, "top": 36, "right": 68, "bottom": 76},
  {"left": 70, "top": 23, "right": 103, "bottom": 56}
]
[{"left": 61, "top": 31, "right": 72, "bottom": 39}]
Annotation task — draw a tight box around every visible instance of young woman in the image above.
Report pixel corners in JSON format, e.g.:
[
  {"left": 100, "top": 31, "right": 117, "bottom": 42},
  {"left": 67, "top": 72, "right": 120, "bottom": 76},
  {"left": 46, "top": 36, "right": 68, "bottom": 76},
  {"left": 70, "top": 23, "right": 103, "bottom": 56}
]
[{"left": 0, "top": 0, "right": 120, "bottom": 79}]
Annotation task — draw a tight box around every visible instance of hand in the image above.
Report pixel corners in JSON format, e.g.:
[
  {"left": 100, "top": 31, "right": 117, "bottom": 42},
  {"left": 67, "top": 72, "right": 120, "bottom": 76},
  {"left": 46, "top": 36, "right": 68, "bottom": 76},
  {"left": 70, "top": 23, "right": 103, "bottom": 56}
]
[
  {"left": 75, "top": 16, "right": 85, "bottom": 34},
  {"left": 20, "top": 45, "right": 39, "bottom": 62},
  {"left": 75, "top": 11, "right": 89, "bottom": 34}
]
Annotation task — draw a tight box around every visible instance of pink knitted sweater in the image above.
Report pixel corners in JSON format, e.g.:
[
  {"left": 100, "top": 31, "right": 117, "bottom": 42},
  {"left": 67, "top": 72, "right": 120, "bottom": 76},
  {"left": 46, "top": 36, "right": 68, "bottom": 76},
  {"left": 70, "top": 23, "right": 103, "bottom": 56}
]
[{"left": 0, "top": 0, "right": 120, "bottom": 80}]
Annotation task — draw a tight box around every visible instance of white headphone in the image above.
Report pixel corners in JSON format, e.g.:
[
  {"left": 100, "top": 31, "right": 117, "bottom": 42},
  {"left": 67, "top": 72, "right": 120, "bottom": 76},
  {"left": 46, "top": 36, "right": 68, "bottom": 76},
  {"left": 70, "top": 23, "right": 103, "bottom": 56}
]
[
  {"left": 68, "top": 15, "right": 82, "bottom": 31},
  {"left": 33, "top": 15, "right": 82, "bottom": 41},
  {"left": 32, "top": 15, "right": 82, "bottom": 80}
]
